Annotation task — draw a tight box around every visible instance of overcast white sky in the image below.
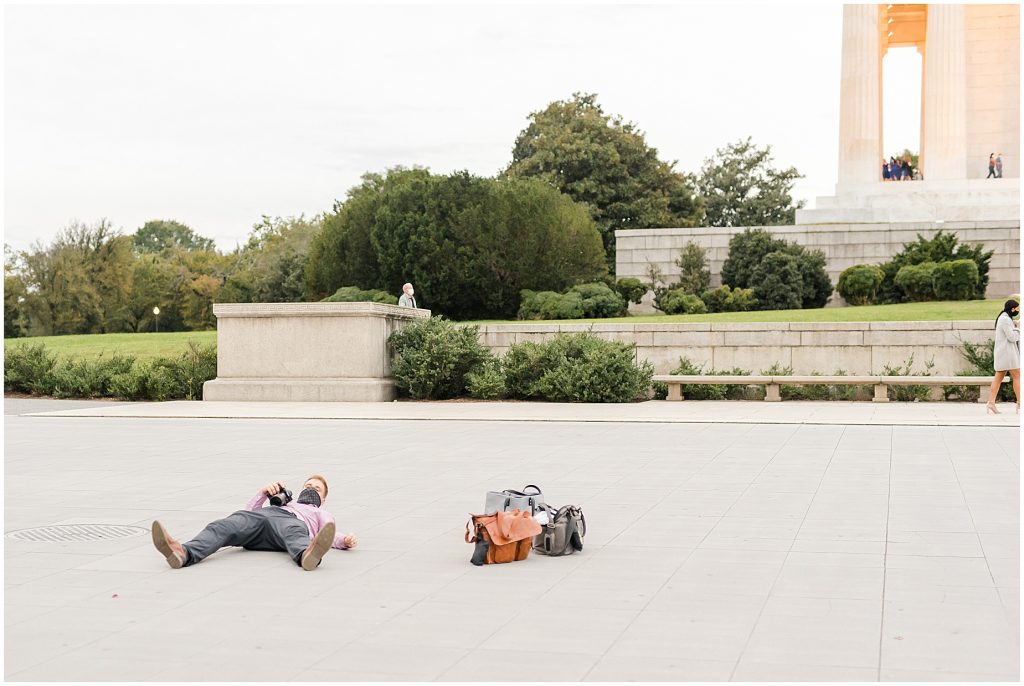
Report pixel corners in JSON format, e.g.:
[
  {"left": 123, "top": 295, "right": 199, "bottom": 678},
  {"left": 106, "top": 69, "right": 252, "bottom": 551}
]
[{"left": 3, "top": 2, "right": 924, "bottom": 252}]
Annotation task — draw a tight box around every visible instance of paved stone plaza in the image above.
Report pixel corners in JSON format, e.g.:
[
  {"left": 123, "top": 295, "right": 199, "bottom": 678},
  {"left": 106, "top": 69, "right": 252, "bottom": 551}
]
[{"left": 4, "top": 399, "right": 1020, "bottom": 681}]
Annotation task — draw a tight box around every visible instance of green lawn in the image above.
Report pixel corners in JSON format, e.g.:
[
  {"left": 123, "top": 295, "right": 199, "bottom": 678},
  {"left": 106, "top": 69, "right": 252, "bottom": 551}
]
[
  {"left": 467, "top": 299, "right": 1007, "bottom": 325},
  {"left": 4, "top": 331, "right": 218, "bottom": 360},
  {"left": 2, "top": 299, "right": 1006, "bottom": 360}
]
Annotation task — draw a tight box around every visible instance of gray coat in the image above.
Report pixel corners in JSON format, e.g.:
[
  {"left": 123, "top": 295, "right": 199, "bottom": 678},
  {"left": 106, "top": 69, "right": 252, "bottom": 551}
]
[
  {"left": 398, "top": 293, "right": 417, "bottom": 308},
  {"left": 994, "top": 312, "right": 1020, "bottom": 371}
]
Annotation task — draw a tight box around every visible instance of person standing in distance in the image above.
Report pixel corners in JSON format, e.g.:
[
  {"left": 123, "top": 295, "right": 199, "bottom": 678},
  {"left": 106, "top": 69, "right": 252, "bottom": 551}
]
[
  {"left": 986, "top": 299, "right": 1020, "bottom": 414},
  {"left": 398, "top": 283, "right": 418, "bottom": 308}
]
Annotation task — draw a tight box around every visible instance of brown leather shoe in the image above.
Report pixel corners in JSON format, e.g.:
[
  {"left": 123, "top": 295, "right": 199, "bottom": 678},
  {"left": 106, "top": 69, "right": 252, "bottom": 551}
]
[
  {"left": 151, "top": 521, "right": 185, "bottom": 569},
  {"left": 301, "top": 522, "right": 335, "bottom": 571}
]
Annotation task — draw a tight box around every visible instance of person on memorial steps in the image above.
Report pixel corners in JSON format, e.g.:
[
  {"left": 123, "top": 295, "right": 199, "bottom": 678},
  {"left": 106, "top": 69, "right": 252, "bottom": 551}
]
[
  {"left": 987, "top": 153, "right": 997, "bottom": 178},
  {"left": 398, "top": 282, "right": 417, "bottom": 308},
  {"left": 986, "top": 299, "right": 1020, "bottom": 415},
  {"left": 150, "top": 475, "right": 358, "bottom": 571}
]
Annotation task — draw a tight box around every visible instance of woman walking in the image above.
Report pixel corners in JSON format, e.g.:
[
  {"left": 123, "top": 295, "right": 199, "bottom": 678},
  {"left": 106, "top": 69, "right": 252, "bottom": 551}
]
[{"left": 986, "top": 299, "right": 1020, "bottom": 414}]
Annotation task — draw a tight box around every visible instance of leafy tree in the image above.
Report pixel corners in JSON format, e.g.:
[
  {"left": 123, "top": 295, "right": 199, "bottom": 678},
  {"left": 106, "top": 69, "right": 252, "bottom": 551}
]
[
  {"left": 305, "top": 169, "right": 422, "bottom": 298},
  {"left": 15, "top": 220, "right": 134, "bottom": 335},
  {"left": 168, "top": 248, "right": 232, "bottom": 330},
  {"left": 698, "top": 137, "right": 804, "bottom": 227},
  {"left": 4, "top": 263, "right": 28, "bottom": 338},
  {"left": 752, "top": 251, "right": 803, "bottom": 310},
  {"left": 306, "top": 168, "right": 606, "bottom": 320},
  {"left": 126, "top": 253, "right": 184, "bottom": 332},
  {"left": 721, "top": 228, "right": 832, "bottom": 309},
  {"left": 504, "top": 93, "right": 702, "bottom": 270},
  {"left": 222, "top": 215, "right": 321, "bottom": 303},
  {"left": 133, "top": 220, "right": 215, "bottom": 254},
  {"left": 675, "top": 241, "right": 711, "bottom": 294}
]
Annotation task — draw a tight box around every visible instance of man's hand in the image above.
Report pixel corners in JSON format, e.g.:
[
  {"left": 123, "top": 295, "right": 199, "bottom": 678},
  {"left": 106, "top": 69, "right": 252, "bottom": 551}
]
[
  {"left": 262, "top": 481, "right": 286, "bottom": 496},
  {"left": 343, "top": 534, "right": 359, "bottom": 549}
]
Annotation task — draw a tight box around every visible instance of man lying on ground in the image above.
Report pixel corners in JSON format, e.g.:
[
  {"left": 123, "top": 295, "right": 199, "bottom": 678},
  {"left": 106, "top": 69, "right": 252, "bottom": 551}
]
[{"left": 151, "top": 475, "right": 358, "bottom": 571}]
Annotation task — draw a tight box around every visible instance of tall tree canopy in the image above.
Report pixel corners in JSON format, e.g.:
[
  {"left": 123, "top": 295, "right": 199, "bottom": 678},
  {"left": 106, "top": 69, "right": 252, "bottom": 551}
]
[
  {"left": 697, "top": 137, "right": 804, "bottom": 227},
  {"left": 133, "top": 219, "right": 215, "bottom": 254},
  {"left": 504, "top": 93, "right": 702, "bottom": 270},
  {"left": 305, "top": 168, "right": 607, "bottom": 320},
  {"left": 221, "top": 215, "right": 322, "bottom": 304}
]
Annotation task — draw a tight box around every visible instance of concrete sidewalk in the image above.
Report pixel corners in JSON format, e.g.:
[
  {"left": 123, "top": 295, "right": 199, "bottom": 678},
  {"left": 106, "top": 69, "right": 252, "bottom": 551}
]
[
  {"left": 16, "top": 398, "right": 1024, "bottom": 427},
  {"left": 4, "top": 401, "right": 1020, "bottom": 681}
]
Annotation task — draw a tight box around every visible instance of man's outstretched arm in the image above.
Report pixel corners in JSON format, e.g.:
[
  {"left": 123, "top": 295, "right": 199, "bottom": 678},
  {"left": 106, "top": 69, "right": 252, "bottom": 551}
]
[{"left": 332, "top": 532, "right": 358, "bottom": 550}]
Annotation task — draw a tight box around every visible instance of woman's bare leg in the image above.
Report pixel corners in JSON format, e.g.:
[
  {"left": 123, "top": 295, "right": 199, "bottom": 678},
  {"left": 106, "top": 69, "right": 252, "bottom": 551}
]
[{"left": 987, "top": 371, "right": 1007, "bottom": 407}]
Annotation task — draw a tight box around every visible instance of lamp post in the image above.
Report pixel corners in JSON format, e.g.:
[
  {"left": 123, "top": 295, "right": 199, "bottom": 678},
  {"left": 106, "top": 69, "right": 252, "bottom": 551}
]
[{"left": 153, "top": 306, "right": 160, "bottom": 333}]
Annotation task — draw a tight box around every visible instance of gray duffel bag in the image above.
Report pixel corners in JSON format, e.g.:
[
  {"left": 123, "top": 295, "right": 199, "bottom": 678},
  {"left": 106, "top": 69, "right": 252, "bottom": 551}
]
[
  {"left": 484, "top": 484, "right": 546, "bottom": 516},
  {"left": 533, "top": 504, "right": 586, "bottom": 556}
]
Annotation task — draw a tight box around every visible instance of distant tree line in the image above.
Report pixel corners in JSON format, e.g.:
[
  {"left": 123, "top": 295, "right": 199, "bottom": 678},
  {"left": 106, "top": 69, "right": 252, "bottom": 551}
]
[{"left": 5, "top": 93, "right": 804, "bottom": 336}]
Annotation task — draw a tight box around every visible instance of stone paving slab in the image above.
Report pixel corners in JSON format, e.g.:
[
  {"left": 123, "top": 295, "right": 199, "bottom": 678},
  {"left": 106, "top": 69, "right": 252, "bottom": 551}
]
[
  {"left": 4, "top": 401, "right": 1020, "bottom": 681},
  {"left": 15, "top": 398, "right": 1024, "bottom": 427}
]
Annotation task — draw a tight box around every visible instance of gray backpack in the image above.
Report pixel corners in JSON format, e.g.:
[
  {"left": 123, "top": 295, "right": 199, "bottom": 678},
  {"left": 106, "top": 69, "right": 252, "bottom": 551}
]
[{"left": 533, "top": 505, "right": 585, "bottom": 556}]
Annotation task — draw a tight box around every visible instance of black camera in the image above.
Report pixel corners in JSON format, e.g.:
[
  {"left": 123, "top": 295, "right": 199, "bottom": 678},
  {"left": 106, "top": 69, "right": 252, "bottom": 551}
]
[{"left": 269, "top": 487, "right": 293, "bottom": 507}]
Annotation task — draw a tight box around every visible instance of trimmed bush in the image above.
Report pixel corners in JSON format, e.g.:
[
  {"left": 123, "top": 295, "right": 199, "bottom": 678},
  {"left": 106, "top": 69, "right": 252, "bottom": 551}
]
[
  {"left": 656, "top": 288, "right": 706, "bottom": 315},
  {"left": 502, "top": 340, "right": 551, "bottom": 399},
  {"left": 321, "top": 286, "right": 395, "bottom": 304},
  {"left": 681, "top": 294, "right": 707, "bottom": 314},
  {"left": 4, "top": 343, "right": 57, "bottom": 394},
  {"left": 388, "top": 317, "right": 492, "bottom": 400},
  {"left": 700, "top": 285, "right": 758, "bottom": 313},
  {"left": 877, "top": 231, "right": 993, "bottom": 303},
  {"left": 518, "top": 290, "right": 584, "bottom": 320},
  {"left": 752, "top": 251, "right": 803, "bottom": 311},
  {"left": 465, "top": 358, "right": 506, "bottom": 400},
  {"left": 837, "top": 264, "right": 884, "bottom": 306},
  {"left": 615, "top": 277, "right": 647, "bottom": 305},
  {"left": 568, "top": 282, "right": 628, "bottom": 318},
  {"left": 720, "top": 228, "right": 832, "bottom": 309},
  {"left": 518, "top": 283, "right": 626, "bottom": 320},
  {"left": 504, "top": 334, "right": 653, "bottom": 403},
  {"left": 168, "top": 341, "right": 218, "bottom": 400},
  {"left": 932, "top": 259, "right": 979, "bottom": 301},
  {"left": 894, "top": 262, "right": 938, "bottom": 301}
]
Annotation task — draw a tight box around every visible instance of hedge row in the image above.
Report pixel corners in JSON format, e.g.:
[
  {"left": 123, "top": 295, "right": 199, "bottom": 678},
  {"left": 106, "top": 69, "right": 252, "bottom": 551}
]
[
  {"left": 388, "top": 317, "right": 653, "bottom": 402},
  {"left": 518, "top": 282, "right": 627, "bottom": 320},
  {"left": 4, "top": 341, "right": 217, "bottom": 401},
  {"left": 5, "top": 323, "right": 1003, "bottom": 403}
]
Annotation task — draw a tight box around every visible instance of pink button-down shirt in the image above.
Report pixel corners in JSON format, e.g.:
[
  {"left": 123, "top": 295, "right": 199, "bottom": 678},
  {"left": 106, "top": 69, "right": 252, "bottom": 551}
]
[{"left": 245, "top": 491, "right": 349, "bottom": 550}]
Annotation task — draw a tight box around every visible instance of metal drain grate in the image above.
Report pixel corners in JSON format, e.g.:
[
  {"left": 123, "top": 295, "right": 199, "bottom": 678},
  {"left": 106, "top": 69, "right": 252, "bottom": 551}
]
[{"left": 6, "top": 524, "right": 149, "bottom": 543}]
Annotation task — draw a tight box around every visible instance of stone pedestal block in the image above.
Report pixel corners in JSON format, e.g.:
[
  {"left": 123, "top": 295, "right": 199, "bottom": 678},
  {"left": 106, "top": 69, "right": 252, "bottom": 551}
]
[{"left": 203, "top": 302, "right": 430, "bottom": 402}]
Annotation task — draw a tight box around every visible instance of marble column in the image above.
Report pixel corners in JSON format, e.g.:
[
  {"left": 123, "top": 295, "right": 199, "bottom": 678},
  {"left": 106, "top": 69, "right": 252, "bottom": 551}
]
[
  {"left": 837, "top": 4, "right": 883, "bottom": 189},
  {"left": 922, "top": 4, "right": 967, "bottom": 180}
]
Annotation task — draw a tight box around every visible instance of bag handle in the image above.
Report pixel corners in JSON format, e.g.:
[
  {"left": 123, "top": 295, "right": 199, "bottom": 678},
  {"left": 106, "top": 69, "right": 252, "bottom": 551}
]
[{"left": 522, "top": 484, "right": 543, "bottom": 496}]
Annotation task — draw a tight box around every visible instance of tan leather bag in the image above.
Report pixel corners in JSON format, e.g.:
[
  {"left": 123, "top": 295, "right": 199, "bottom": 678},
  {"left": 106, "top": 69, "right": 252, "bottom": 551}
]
[{"left": 466, "top": 510, "right": 542, "bottom": 565}]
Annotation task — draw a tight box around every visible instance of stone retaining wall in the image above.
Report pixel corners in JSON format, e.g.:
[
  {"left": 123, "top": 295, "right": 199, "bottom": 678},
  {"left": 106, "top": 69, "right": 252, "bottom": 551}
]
[
  {"left": 615, "top": 220, "right": 1020, "bottom": 309},
  {"left": 477, "top": 321, "right": 999, "bottom": 375}
]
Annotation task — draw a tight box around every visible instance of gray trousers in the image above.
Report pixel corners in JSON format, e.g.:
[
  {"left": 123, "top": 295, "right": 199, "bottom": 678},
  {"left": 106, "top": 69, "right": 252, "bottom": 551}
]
[{"left": 182, "top": 508, "right": 310, "bottom": 567}]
